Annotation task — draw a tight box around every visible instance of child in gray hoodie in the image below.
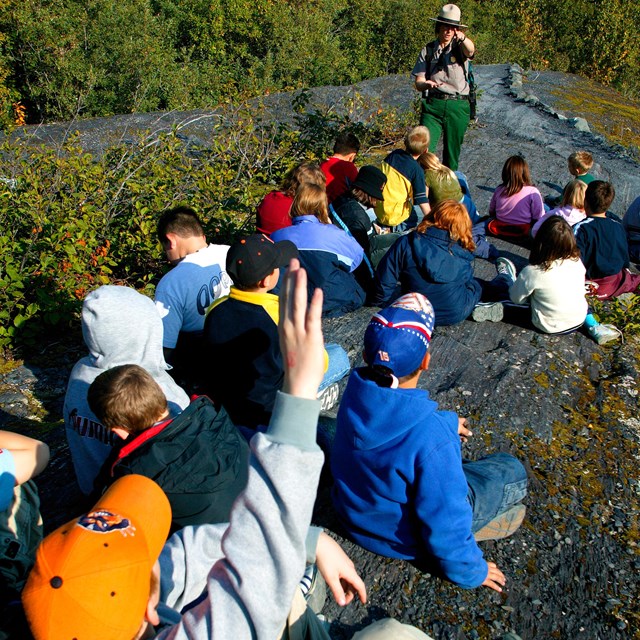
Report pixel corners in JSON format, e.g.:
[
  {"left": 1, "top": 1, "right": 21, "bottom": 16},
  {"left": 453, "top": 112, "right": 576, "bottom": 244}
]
[{"left": 63, "top": 285, "right": 189, "bottom": 495}]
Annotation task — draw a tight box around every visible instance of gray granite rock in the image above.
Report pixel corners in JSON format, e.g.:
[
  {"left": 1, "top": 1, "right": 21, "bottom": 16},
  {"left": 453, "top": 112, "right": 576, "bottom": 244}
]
[{"left": 2, "top": 64, "right": 640, "bottom": 640}]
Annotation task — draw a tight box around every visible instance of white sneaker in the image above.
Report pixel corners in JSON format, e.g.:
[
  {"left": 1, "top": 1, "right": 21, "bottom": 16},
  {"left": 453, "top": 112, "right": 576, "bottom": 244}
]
[
  {"left": 496, "top": 257, "right": 517, "bottom": 283},
  {"left": 472, "top": 301, "right": 504, "bottom": 323},
  {"left": 588, "top": 323, "right": 622, "bottom": 345},
  {"left": 317, "top": 383, "right": 340, "bottom": 411}
]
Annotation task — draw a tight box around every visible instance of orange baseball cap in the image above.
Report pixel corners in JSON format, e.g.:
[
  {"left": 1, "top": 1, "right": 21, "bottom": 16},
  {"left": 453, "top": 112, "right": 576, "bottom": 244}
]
[{"left": 22, "top": 474, "right": 171, "bottom": 640}]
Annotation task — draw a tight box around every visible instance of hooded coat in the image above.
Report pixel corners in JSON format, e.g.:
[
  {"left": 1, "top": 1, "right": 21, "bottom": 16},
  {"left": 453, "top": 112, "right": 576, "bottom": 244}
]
[
  {"left": 373, "top": 226, "right": 481, "bottom": 325},
  {"left": 331, "top": 369, "right": 488, "bottom": 589},
  {"left": 63, "top": 286, "right": 190, "bottom": 495}
]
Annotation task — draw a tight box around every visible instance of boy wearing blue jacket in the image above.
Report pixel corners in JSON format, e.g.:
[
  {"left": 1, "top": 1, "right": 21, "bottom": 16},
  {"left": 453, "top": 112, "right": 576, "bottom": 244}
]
[{"left": 331, "top": 292, "right": 528, "bottom": 591}]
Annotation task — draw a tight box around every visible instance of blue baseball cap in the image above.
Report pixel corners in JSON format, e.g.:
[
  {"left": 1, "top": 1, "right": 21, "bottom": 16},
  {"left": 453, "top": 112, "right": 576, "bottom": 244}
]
[{"left": 363, "top": 293, "right": 435, "bottom": 377}]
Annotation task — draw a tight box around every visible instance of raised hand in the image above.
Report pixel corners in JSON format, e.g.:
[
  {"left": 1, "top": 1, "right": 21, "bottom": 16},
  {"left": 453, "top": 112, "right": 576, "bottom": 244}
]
[{"left": 278, "top": 258, "right": 325, "bottom": 400}]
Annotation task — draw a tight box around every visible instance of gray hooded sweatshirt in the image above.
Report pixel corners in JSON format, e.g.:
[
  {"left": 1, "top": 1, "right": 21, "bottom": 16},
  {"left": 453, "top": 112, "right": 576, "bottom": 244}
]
[{"left": 63, "top": 285, "right": 190, "bottom": 494}]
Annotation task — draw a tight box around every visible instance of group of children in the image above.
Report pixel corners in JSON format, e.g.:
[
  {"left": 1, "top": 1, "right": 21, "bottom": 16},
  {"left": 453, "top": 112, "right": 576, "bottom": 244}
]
[
  {"left": 255, "top": 132, "right": 637, "bottom": 346},
  {"left": 2, "top": 124, "right": 639, "bottom": 639}
]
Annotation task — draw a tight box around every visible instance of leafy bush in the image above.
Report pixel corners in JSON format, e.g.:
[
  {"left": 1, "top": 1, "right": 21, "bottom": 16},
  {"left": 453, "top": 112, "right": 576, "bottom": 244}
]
[
  {"left": 1, "top": 0, "right": 637, "bottom": 129},
  {"left": 590, "top": 296, "right": 640, "bottom": 337},
  {"left": 0, "top": 96, "right": 408, "bottom": 352}
]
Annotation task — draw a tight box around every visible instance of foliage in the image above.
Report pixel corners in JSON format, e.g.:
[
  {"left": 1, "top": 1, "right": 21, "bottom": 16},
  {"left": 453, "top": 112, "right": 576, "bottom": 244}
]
[
  {"left": 477, "top": 0, "right": 640, "bottom": 98},
  {"left": 1, "top": 0, "right": 637, "bottom": 128},
  {"left": 292, "top": 89, "right": 414, "bottom": 159},
  {"left": 590, "top": 296, "right": 640, "bottom": 337},
  {"left": 0, "top": 96, "right": 407, "bottom": 352}
]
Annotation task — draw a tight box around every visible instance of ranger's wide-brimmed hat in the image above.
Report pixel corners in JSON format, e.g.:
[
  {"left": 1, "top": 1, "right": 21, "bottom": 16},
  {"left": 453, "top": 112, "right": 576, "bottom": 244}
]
[{"left": 430, "top": 4, "right": 468, "bottom": 29}]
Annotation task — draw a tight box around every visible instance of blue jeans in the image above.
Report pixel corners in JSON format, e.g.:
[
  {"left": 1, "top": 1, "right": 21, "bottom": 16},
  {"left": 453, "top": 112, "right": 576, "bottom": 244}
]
[
  {"left": 463, "top": 453, "right": 528, "bottom": 532},
  {"left": 476, "top": 273, "right": 513, "bottom": 302},
  {"left": 455, "top": 171, "right": 480, "bottom": 224},
  {"left": 318, "top": 343, "right": 350, "bottom": 390},
  {"left": 396, "top": 206, "right": 420, "bottom": 232},
  {"left": 237, "top": 343, "right": 350, "bottom": 441}
]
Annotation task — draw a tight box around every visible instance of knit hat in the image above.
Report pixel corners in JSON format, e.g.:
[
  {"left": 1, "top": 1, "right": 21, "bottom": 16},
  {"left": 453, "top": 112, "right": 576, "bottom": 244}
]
[
  {"left": 352, "top": 165, "right": 386, "bottom": 201},
  {"left": 430, "top": 4, "right": 468, "bottom": 28},
  {"left": 363, "top": 293, "right": 435, "bottom": 378},
  {"left": 227, "top": 234, "right": 298, "bottom": 287},
  {"left": 22, "top": 475, "right": 171, "bottom": 640}
]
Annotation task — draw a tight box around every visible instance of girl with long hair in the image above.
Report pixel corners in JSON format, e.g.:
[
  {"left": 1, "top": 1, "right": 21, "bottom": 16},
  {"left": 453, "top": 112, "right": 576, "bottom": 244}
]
[
  {"left": 509, "top": 216, "right": 619, "bottom": 343},
  {"left": 256, "top": 162, "right": 326, "bottom": 235},
  {"left": 530, "top": 179, "right": 587, "bottom": 237},
  {"left": 271, "top": 183, "right": 366, "bottom": 316},
  {"left": 418, "top": 151, "right": 499, "bottom": 260},
  {"left": 488, "top": 156, "right": 544, "bottom": 239},
  {"left": 418, "top": 151, "right": 479, "bottom": 222}
]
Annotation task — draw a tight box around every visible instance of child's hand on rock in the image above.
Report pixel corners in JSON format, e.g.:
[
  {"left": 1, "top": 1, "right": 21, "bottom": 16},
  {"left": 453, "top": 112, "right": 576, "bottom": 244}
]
[{"left": 458, "top": 417, "right": 472, "bottom": 443}]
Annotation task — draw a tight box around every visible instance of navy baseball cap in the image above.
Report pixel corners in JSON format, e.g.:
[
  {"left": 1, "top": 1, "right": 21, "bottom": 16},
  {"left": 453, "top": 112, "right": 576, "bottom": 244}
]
[{"left": 226, "top": 234, "right": 298, "bottom": 287}]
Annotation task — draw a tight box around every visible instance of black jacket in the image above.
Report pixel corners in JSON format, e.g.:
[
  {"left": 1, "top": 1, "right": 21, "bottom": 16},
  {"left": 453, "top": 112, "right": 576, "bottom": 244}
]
[{"left": 108, "top": 397, "right": 248, "bottom": 531}]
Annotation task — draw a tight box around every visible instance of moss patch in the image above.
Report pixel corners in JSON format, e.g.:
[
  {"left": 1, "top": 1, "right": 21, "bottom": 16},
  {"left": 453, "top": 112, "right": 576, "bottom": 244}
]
[
  {"left": 549, "top": 76, "right": 640, "bottom": 159},
  {"left": 510, "top": 358, "right": 640, "bottom": 633}
]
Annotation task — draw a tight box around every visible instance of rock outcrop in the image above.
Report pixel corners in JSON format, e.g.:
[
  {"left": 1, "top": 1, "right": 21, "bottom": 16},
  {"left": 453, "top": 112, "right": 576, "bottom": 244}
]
[{"left": 2, "top": 64, "right": 640, "bottom": 639}]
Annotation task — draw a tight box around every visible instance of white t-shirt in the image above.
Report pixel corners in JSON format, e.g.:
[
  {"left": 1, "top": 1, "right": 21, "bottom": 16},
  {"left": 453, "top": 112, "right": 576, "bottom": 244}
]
[
  {"left": 509, "top": 258, "right": 588, "bottom": 334},
  {"left": 155, "top": 244, "right": 232, "bottom": 348}
]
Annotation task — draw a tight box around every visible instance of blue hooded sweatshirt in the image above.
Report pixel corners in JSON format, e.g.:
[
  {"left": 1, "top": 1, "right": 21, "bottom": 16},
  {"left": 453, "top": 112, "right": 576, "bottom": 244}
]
[
  {"left": 373, "top": 226, "right": 481, "bottom": 326},
  {"left": 331, "top": 368, "right": 488, "bottom": 589}
]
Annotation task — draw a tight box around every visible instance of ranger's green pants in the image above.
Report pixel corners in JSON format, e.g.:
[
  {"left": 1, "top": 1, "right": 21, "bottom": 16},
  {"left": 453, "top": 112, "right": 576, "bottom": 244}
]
[{"left": 420, "top": 97, "right": 470, "bottom": 171}]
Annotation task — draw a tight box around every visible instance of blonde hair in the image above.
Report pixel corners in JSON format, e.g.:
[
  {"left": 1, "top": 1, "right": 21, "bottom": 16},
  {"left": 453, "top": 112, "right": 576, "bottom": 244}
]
[
  {"left": 404, "top": 126, "right": 430, "bottom": 156},
  {"left": 561, "top": 179, "right": 587, "bottom": 209},
  {"left": 417, "top": 200, "right": 476, "bottom": 252},
  {"left": 281, "top": 162, "right": 326, "bottom": 197},
  {"left": 418, "top": 151, "right": 457, "bottom": 184},
  {"left": 290, "top": 183, "right": 330, "bottom": 223},
  {"left": 568, "top": 151, "right": 594, "bottom": 175}
]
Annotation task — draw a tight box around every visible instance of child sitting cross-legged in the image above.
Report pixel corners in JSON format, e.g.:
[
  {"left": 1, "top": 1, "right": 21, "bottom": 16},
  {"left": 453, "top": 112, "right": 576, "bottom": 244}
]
[
  {"left": 574, "top": 180, "right": 640, "bottom": 300},
  {"left": 331, "top": 292, "right": 528, "bottom": 591},
  {"left": 531, "top": 179, "right": 587, "bottom": 237},
  {"left": 509, "top": 216, "right": 620, "bottom": 344},
  {"left": 202, "top": 234, "right": 350, "bottom": 433},
  {"left": 487, "top": 155, "right": 544, "bottom": 240},
  {"left": 418, "top": 151, "right": 496, "bottom": 260},
  {"left": 88, "top": 364, "right": 249, "bottom": 531}
]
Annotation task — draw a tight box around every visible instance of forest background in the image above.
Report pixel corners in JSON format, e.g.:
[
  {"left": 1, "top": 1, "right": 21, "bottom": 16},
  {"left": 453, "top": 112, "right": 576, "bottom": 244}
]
[
  {"left": 0, "top": 0, "right": 638, "bottom": 128},
  {"left": 0, "top": 0, "right": 639, "bottom": 351}
]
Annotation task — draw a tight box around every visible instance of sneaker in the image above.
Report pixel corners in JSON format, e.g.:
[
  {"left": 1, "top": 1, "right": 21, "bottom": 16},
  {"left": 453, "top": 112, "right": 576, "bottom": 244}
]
[
  {"left": 317, "top": 382, "right": 340, "bottom": 412},
  {"left": 472, "top": 301, "right": 504, "bottom": 323},
  {"left": 496, "top": 256, "right": 517, "bottom": 283},
  {"left": 617, "top": 292, "right": 635, "bottom": 305},
  {"left": 588, "top": 323, "right": 622, "bottom": 345},
  {"left": 474, "top": 504, "right": 526, "bottom": 542},
  {"left": 299, "top": 564, "right": 327, "bottom": 614}
]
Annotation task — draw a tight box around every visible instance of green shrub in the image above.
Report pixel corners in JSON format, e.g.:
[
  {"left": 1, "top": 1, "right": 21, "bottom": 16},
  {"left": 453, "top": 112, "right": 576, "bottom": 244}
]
[
  {"left": 0, "top": 98, "right": 409, "bottom": 353},
  {"left": 1, "top": 0, "right": 638, "bottom": 131},
  {"left": 590, "top": 296, "right": 640, "bottom": 337}
]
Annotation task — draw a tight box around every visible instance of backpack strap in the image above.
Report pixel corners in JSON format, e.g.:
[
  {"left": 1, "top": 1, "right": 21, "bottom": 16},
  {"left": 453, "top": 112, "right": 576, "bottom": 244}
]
[{"left": 329, "top": 204, "right": 374, "bottom": 277}]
